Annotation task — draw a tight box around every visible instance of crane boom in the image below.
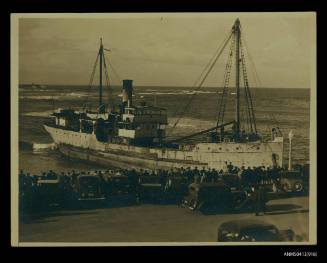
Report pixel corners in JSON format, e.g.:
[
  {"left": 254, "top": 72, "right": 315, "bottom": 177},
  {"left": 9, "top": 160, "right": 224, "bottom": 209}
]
[{"left": 165, "top": 121, "right": 235, "bottom": 144}]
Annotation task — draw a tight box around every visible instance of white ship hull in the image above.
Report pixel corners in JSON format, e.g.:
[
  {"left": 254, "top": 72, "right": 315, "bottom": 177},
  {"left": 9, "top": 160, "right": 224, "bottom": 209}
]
[{"left": 44, "top": 125, "right": 284, "bottom": 170}]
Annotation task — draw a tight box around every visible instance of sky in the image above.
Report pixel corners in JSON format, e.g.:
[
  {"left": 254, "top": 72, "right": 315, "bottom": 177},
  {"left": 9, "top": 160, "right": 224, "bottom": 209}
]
[{"left": 17, "top": 13, "right": 316, "bottom": 88}]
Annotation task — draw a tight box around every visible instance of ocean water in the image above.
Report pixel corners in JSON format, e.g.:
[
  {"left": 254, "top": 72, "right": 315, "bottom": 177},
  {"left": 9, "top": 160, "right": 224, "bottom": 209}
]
[{"left": 18, "top": 85, "right": 310, "bottom": 174}]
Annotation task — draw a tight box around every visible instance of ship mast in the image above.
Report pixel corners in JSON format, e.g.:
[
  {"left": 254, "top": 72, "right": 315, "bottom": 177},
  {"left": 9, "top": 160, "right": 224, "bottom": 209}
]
[
  {"left": 168, "top": 18, "right": 261, "bottom": 144},
  {"left": 83, "top": 38, "right": 114, "bottom": 113},
  {"left": 234, "top": 18, "right": 241, "bottom": 139},
  {"left": 99, "top": 38, "right": 103, "bottom": 112}
]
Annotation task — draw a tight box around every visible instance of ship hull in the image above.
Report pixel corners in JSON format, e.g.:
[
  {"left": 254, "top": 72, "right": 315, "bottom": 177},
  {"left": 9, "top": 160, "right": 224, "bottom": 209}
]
[
  {"left": 56, "top": 143, "right": 205, "bottom": 170},
  {"left": 44, "top": 125, "right": 284, "bottom": 170}
]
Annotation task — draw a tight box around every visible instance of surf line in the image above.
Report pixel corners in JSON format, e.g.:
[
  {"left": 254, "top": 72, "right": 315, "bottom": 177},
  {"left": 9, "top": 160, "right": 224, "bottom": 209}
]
[{"left": 19, "top": 141, "right": 57, "bottom": 151}]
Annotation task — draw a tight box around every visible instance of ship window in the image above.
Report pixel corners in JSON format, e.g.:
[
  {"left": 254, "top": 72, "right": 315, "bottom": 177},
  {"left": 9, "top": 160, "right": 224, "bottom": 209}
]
[
  {"left": 257, "top": 146, "right": 260, "bottom": 150},
  {"left": 208, "top": 147, "right": 210, "bottom": 150},
  {"left": 236, "top": 147, "right": 239, "bottom": 150},
  {"left": 219, "top": 147, "right": 222, "bottom": 150}
]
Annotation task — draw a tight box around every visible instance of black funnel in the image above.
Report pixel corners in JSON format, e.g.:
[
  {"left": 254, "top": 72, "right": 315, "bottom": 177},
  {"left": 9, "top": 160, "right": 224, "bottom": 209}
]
[{"left": 122, "top": 80, "right": 133, "bottom": 106}]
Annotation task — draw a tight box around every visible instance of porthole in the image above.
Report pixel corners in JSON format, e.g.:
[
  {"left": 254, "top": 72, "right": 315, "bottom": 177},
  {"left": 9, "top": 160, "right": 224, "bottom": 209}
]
[
  {"left": 257, "top": 146, "right": 260, "bottom": 150},
  {"left": 219, "top": 147, "right": 222, "bottom": 150}
]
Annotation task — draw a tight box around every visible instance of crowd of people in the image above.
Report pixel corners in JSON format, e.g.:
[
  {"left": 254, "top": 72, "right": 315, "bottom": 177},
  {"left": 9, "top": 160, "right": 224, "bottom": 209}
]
[
  {"left": 18, "top": 162, "right": 308, "bottom": 216},
  {"left": 19, "top": 162, "right": 296, "bottom": 194}
]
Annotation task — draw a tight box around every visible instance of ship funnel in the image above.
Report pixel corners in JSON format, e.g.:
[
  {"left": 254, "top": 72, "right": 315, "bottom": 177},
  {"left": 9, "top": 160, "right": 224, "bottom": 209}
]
[{"left": 122, "top": 79, "right": 133, "bottom": 106}]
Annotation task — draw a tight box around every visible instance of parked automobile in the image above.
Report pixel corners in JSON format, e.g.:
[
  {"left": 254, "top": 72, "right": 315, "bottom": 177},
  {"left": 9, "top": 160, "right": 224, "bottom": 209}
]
[
  {"left": 221, "top": 173, "right": 241, "bottom": 189},
  {"left": 163, "top": 176, "right": 189, "bottom": 203},
  {"left": 34, "top": 175, "right": 73, "bottom": 208},
  {"left": 137, "top": 175, "right": 166, "bottom": 203},
  {"left": 182, "top": 182, "right": 235, "bottom": 212},
  {"left": 75, "top": 174, "right": 105, "bottom": 200},
  {"left": 105, "top": 174, "right": 137, "bottom": 204},
  {"left": 217, "top": 219, "right": 300, "bottom": 242},
  {"left": 278, "top": 171, "right": 304, "bottom": 193}
]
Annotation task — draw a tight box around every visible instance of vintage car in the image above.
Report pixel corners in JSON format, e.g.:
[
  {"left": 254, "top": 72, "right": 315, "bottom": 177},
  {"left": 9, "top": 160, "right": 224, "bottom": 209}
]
[
  {"left": 217, "top": 220, "right": 300, "bottom": 242},
  {"left": 34, "top": 175, "right": 73, "bottom": 208},
  {"left": 163, "top": 176, "right": 190, "bottom": 203},
  {"left": 137, "top": 175, "right": 166, "bottom": 203},
  {"left": 104, "top": 174, "right": 137, "bottom": 204},
  {"left": 75, "top": 174, "right": 105, "bottom": 201},
  {"left": 221, "top": 173, "right": 242, "bottom": 189},
  {"left": 278, "top": 170, "right": 305, "bottom": 193},
  {"left": 182, "top": 182, "right": 236, "bottom": 212}
]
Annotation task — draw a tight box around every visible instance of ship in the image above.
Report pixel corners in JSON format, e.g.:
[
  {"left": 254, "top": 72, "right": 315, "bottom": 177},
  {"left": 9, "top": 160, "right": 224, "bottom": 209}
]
[{"left": 44, "top": 19, "right": 284, "bottom": 171}]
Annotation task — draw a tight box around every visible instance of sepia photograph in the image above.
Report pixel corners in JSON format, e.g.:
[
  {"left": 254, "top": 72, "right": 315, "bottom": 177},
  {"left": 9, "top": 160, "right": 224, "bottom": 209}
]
[{"left": 11, "top": 12, "right": 316, "bottom": 246}]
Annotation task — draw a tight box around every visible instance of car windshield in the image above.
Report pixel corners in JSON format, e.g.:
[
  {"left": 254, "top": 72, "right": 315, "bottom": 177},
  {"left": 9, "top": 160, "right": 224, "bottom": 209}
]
[
  {"left": 80, "top": 177, "right": 99, "bottom": 185},
  {"left": 111, "top": 177, "right": 129, "bottom": 184}
]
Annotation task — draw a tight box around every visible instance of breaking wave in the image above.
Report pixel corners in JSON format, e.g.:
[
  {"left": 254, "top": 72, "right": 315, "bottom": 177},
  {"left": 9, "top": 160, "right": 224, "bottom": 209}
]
[
  {"left": 22, "top": 110, "right": 55, "bottom": 117},
  {"left": 168, "top": 117, "right": 215, "bottom": 129},
  {"left": 19, "top": 92, "right": 88, "bottom": 100},
  {"left": 20, "top": 95, "right": 62, "bottom": 100},
  {"left": 66, "top": 92, "right": 88, "bottom": 98},
  {"left": 19, "top": 141, "right": 57, "bottom": 152},
  {"left": 137, "top": 90, "right": 218, "bottom": 96}
]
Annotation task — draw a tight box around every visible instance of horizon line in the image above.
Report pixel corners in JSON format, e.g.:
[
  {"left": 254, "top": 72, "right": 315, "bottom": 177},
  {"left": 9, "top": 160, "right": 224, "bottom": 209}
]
[{"left": 19, "top": 83, "right": 310, "bottom": 89}]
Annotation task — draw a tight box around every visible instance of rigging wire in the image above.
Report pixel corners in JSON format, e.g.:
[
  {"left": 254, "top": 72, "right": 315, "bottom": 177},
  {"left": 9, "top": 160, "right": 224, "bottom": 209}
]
[
  {"left": 240, "top": 63, "right": 251, "bottom": 134},
  {"left": 240, "top": 26, "right": 262, "bottom": 88},
  {"left": 84, "top": 51, "right": 100, "bottom": 110},
  {"left": 103, "top": 48, "right": 122, "bottom": 84},
  {"left": 107, "top": 57, "right": 122, "bottom": 84},
  {"left": 241, "top": 27, "right": 282, "bottom": 136},
  {"left": 216, "top": 33, "right": 235, "bottom": 127},
  {"left": 171, "top": 29, "right": 233, "bottom": 129},
  {"left": 83, "top": 44, "right": 118, "bottom": 114},
  {"left": 102, "top": 53, "right": 113, "bottom": 109},
  {"left": 240, "top": 39, "right": 254, "bottom": 134},
  {"left": 239, "top": 34, "right": 258, "bottom": 134}
]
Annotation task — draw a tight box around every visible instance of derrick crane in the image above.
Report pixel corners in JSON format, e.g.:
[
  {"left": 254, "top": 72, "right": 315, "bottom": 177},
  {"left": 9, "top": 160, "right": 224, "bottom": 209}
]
[{"left": 166, "top": 18, "right": 260, "bottom": 144}]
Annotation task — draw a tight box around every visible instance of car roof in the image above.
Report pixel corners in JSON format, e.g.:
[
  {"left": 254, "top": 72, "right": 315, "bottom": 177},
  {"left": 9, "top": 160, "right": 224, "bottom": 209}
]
[
  {"left": 139, "top": 175, "right": 162, "bottom": 180},
  {"left": 219, "top": 220, "right": 277, "bottom": 232},
  {"left": 189, "top": 182, "right": 227, "bottom": 188},
  {"left": 79, "top": 174, "right": 100, "bottom": 179},
  {"left": 110, "top": 175, "right": 128, "bottom": 179},
  {"left": 38, "top": 179, "right": 60, "bottom": 184}
]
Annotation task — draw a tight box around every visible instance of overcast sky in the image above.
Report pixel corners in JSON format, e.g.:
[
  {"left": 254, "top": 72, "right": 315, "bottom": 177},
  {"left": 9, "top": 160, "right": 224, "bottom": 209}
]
[{"left": 18, "top": 13, "right": 315, "bottom": 88}]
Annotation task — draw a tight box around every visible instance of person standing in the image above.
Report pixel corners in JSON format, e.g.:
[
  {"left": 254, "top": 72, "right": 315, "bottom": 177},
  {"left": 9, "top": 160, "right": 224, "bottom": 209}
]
[
  {"left": 212, "top": 168, "right": 218, "bottom": 182},
  {"left": 254, "top": 185, "right": 267, "bottom": 216},
  {"left": 200, "top": 167, "right": 207, "bottom": 183},
  {"left": 238, "top": 166, "right": 245, "bottom": 189},
  {"left": 71, "top": 170, "right": 78, "bottom": 186},
  {"left": 193, "top": 167, "right": 200, "bottom": 183}
]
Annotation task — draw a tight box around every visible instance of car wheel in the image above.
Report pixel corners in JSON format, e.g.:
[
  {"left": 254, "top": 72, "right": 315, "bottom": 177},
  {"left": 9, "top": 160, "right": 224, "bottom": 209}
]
[
  {"left": 282, "top": 184, "right": 291, "bottom": 192},
  {"left": 181, "top": 198, "right": 188, "bottom": 208},
  {"left": 187, "top": 199, "right": 198, "bottom": 211},
  {"left": 293, "top": 182, "right": 303, "bottom": 192}
]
